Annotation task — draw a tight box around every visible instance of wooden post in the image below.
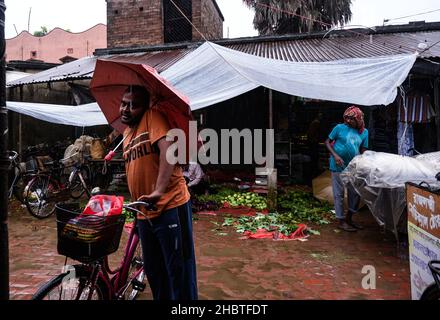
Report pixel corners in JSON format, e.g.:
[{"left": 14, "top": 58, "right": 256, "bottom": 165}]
[
  {"left": 267, "top": 89, "right": 277, "bottom": 211},
  {"left": 267, "top": 168, "right": 277, "bottom": 212}
]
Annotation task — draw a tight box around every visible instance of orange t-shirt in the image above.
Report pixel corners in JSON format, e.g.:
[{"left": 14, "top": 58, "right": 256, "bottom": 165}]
[{"left": 123, "top": 108, "right": 190, "bottom": 219}]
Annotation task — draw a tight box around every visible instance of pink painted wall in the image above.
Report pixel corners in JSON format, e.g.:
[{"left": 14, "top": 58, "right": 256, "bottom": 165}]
[{"left": 6, "top": 24, "right": 107, "bottom": 63}]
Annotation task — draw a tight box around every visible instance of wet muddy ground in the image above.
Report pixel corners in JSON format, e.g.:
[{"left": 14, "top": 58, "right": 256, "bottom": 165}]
[{"left": 8, "top": 199, "right": 410, "bottom": 300}]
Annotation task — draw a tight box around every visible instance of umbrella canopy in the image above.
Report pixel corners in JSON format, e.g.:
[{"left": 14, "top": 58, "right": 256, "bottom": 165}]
[{"left": 90, "top": 59, "right": 193, "bottom": 135}]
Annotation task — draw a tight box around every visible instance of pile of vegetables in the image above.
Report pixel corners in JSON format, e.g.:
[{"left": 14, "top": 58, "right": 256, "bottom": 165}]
[
  {"left": 221, "top": 190, "right": 333, "bottom": 237},
  {"left": 193, "top": 186, "right": 333, "bottom": 238},
  {"left": 222, "top": 192, "right": 267, "bottom": 211},
  {"left": 191, "top": 187, "right": 236, "bottom": 212}
]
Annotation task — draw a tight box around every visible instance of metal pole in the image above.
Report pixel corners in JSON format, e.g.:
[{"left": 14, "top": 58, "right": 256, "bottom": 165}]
[
  {"left": 18, "top": 114, "right": 22, "bottom": 159},
  {"left": 27, "top": 7, "right": 31, "bottom": 33},
  {"left": 435, "top": 78, "right": 440, "bottom": 150},
  {"left": 0, "top": 0, "right": 9, "bottom": 300},
  {"left": 268, "top": 89, "right": 273, "bottom": 129}
]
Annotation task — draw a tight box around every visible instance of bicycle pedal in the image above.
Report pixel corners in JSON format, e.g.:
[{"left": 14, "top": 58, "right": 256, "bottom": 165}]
[{"left": 132, "top": 279, "right": 146, "bottom": 291}]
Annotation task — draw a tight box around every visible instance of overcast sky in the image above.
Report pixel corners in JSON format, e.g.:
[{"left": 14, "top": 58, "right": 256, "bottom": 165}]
[{"left": 4, "top": 0, "right": 440, "bottom": 39}]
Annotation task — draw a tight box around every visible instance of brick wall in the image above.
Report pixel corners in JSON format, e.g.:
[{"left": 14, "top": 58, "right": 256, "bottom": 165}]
[
  {"left": 107, "top": 0, "right": 223, "bottom": 48},
  {"left": 193, "top": 0, "right": 223, "bottom": 41}
]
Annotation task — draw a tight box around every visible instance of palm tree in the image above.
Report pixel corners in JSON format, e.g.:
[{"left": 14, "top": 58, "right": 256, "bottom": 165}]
[{"left": 243, "top": 0, "right": 352, "bottom": 35}]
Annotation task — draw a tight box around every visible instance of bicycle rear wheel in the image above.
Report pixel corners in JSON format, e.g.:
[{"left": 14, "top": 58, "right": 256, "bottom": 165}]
[
  {"left": 24, "top": 175, "right": 58, "bottom": 219},
  {"left": 69, "top": 167, "right": 91, "bottom": 199},
  {"left": 32, "top": 266, "right": 109, "bottom": 300}
]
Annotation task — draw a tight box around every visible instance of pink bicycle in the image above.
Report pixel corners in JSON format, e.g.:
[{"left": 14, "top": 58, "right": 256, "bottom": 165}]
[{"left": 32, "top": 199, "right": 155, "bottom": 300}]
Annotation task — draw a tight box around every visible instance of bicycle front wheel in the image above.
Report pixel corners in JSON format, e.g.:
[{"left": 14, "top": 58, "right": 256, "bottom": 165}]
[
  {"left": 420, "top": 283, "right": 440, "bottom": 300},
  {"left": 32, "top": 266, "right": 109, "bottom": 300},
  {"left": 124, "top": 245, "right": 146, "bottom": 300},
  {"left": 24, "top": 175, "right": 58, "bottom": 219}
]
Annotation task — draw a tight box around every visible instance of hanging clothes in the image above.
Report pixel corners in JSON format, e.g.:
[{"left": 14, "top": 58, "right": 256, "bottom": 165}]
[
  {"left": 398, "top": 94, "right": 436, "bottom": 123},
  {"left": 397, "top": 121, "right": 414, "bottom": 156}
]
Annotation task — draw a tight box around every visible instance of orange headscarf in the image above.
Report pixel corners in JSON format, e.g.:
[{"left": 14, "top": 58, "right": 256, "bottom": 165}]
[{"left": 343, "top": 106, "right": 365, "bottom": 134}]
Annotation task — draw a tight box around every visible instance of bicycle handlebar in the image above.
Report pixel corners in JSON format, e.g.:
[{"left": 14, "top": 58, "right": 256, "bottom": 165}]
[
  {"left": 8, "top": 150, "right": 18, "bottom": 162},
  {"left": 124, "top": 201, "right": 157, "bottom": 210},
  {"left": 123, "top": 201, "right": 157, "bottom": 222}
]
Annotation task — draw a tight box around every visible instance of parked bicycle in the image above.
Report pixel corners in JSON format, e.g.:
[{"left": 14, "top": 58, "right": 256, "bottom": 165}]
[
  {"left": 23, "top": 154, "right": 92, "bottom": 219},
  {"left": 420, "top": 260, "right": 440, "bottom": 300},
  {"left": 32, "top": 198, "right": 154, "bottom": 300},
  {"left": 7, "top": 150, "right": 35, "bottom": 203}
]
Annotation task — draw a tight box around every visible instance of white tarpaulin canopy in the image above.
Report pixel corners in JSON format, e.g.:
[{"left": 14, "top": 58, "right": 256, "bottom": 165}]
[
  {"left": 6, "top": 41, "right": 418, "bottom": 125},
  {"left": 6, "top": 101, "right": 107, "bottom": 127},
  {"left": 162, "top": 42, "right": 418, "bottom": 110}
]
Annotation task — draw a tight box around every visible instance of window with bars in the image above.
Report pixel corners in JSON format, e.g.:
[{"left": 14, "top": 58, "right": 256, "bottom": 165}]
[{"left": 163, "top": 0, "right": 192, "bottom": 43}]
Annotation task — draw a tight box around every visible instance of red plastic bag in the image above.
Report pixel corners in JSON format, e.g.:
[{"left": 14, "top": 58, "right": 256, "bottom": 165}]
[{"left": 82, "top": 195, "right": 125, "bottom": 217}]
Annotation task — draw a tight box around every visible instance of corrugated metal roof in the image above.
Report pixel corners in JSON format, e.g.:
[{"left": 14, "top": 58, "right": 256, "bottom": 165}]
[
  {"left": 100, "top": 49, "right": 192, "bottom": 73},
  {"left": 226, "top": 31, "right": 440, "bottom": 62},
  {"left": 8, "top": 27, "right": 440, "bottom": 87},
  {"left": 7, "top": 56, "right": 97, "bottom": 87},
  {"left": 6, "top": 70, "right": 32, "bottom": 83},
  {"left": 7, "top": 50, "right": 192, "bottom": 87}
]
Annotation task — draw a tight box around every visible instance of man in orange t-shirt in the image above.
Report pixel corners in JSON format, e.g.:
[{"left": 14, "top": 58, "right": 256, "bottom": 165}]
[{"left": 120, "top": 85, "right": 197, "bottom": 300}]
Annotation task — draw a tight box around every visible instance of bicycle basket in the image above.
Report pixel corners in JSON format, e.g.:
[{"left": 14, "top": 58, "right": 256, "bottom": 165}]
[{"left": 55, "top": 202, "right": 125, "bottom": 263}]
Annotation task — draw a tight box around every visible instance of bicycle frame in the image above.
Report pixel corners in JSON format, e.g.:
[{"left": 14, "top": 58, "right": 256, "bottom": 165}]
[
  {"left": 26, "top": 172, "right": 63, "bottom": 197},
  {"left": 100, "top": 216, "right": 143, "bottom": 299},
  {"left": 26, "top": 161, "right": 89, "bottom": 198}
]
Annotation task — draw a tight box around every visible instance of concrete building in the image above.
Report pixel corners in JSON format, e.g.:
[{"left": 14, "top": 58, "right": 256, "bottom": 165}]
[{"left": 6, "top": 24, "right": 107, "bottom": 64}]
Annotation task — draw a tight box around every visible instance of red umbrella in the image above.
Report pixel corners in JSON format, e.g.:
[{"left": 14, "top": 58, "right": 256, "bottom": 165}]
[
  {"left": 90, "top": 59, "right": 195, "bottom": 162},
  {"left": 90, "top": 59, "right": 192, "bottom": 132}
]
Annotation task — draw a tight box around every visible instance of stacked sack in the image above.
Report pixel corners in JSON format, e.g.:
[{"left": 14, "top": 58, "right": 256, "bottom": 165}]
[{"left": 61, "top": 135, "right": 94, "bottom": 167}]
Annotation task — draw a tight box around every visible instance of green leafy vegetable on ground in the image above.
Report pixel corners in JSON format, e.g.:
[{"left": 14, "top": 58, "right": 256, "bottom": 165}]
[
  {"left": 277, "top": 190, "right": 333, "bottom": 224},
  {"left": 221, "top": 190, "right": 333, "bottom": 237},
  {"left": 193, "top": 186, "right": 333, "bottom": 237}
]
